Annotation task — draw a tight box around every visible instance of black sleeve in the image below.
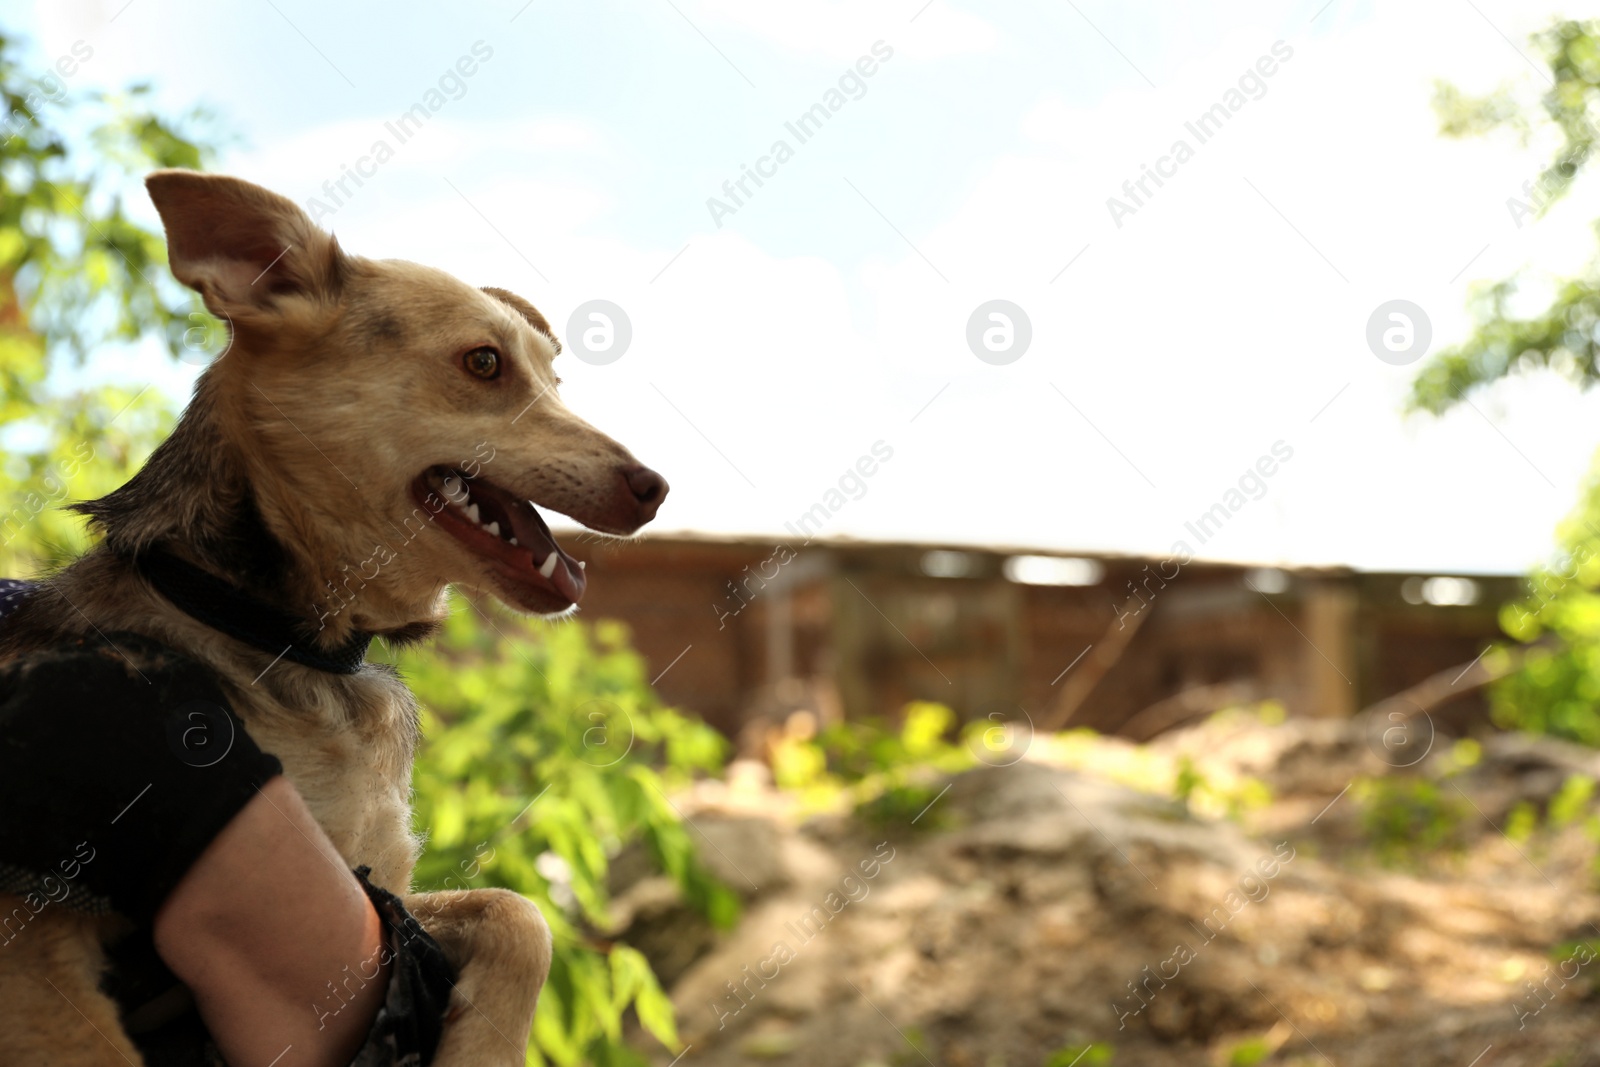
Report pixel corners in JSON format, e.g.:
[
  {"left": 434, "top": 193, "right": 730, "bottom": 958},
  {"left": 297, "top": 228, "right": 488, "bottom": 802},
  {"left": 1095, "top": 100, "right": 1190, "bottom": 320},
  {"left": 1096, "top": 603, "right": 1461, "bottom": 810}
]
[
  {"left": 343, "top": 866, "right": 460, "bottom": 1067},
  {"left": 0, "top": 633, "right": 283, "bottom": 924}
]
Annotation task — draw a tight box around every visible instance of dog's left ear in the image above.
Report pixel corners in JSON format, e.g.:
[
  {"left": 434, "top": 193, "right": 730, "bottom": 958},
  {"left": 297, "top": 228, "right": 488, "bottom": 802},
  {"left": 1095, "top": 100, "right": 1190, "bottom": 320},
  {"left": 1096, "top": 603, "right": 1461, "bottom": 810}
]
[
  {"left": 146, "top": 169, "right": 348, "bottom": 326},
  {"left": 482, "top": 287, "right": 562, "bottom": 354}
]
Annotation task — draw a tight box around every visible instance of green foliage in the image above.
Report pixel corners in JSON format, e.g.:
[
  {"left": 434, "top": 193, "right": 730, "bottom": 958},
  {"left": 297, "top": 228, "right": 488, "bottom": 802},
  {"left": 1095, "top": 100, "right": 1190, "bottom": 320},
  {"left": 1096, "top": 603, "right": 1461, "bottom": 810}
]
[
  {"left": 0, "top": 28, "right": 212, "bottom": 577},
  {"left": 1162, "top": 744, "right": 1272, "bottom": 822},
  {"left": 1550, "top": 774, "right": 1596, "bottom": 827},
  {"left": 1173, "top": 754, "right": 1204, "bottom": 806},
  {"left": 768, "top": 700, "right": 976, "bottom": 824},
  {"left": 889, "top": 1026, "right": 931, "bottom": 1066},
  {"left": 1485, "top": 773, "right": 1598, "bottom": 863},
  {"left": 1445, "top": 737, "right": 1483, "bottom": 772},
  {"left": 1543, "top": 939, "right": 1600, "bottom": 1005},
  {"left": 1490, "top": 462, "right": 1600, "bottom": 743},
  {"left": 1408, "top": 19, "right": 1600, "bottom": 754},
  {"left": 1223, "top": 1035, "right": 1274, "bottom": 1067},
  {"left": 385, "top": 611, "right": 735, "bottom": 1064},
  {"left": 1553, "top": 938, "right": 1600, "bottom": 965},
  {"left": 1038, "top": 715, "right": 1273, "bottom": 822},
  {"left": 1354, "top": 777, "right": 1471, "bottom": 865},
  {"left": 1505, "top": 799, "right": 1539, "bottom": 843},
  {"left": 0, "top": 386, "right": 171, "bottom": 575},
  {"left": 1044, "top": 1043, "right": 1114, "bottom": 1067},
  {"left": 1411, "top": 19, "right": 1600, "bottom": 414},
  {"left": 1, "top": 33, "right": 211, "bottom": 364}
]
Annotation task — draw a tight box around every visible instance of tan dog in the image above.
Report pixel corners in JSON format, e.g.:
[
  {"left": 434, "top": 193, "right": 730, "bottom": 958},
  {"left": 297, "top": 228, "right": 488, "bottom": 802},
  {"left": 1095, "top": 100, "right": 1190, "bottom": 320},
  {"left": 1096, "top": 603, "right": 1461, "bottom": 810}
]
[{"left": 0, "top": 170, "right": 668, "bottom": 1065}]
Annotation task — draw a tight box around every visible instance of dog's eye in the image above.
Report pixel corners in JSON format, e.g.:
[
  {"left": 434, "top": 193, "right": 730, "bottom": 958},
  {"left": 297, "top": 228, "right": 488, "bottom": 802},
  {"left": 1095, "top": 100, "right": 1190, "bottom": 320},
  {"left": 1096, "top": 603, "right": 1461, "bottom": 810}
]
[{"left": 462, "top": 347, "right": 500, "bottom": 380}]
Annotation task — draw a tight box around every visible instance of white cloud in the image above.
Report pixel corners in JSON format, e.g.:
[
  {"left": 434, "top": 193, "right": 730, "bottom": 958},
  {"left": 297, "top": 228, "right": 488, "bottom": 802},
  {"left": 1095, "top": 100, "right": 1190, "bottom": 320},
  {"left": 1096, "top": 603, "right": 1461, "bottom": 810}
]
[
  {"left": 694, "top": 0, "right": 998, "bottom": 62},
  {"left": 49, "top": 0, "right": 1600, "bottom": 574},
  {"left": 636, "top": 2, "right": 1600, "bottom": 572}
]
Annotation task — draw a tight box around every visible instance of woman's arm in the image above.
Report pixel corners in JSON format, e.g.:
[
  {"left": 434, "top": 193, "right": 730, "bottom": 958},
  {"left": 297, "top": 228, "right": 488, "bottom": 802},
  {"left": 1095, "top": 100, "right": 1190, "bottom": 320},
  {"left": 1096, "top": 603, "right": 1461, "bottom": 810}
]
[{"left": 152, "top": 775, "right": 391, "bottom": 1067}]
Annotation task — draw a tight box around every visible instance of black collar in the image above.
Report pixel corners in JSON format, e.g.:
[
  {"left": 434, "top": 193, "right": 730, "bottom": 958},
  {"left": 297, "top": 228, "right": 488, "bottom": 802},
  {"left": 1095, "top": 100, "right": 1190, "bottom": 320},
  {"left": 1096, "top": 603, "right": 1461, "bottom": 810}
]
[{"left": 137, "top": 548, "right": 373, "bottom": 675}]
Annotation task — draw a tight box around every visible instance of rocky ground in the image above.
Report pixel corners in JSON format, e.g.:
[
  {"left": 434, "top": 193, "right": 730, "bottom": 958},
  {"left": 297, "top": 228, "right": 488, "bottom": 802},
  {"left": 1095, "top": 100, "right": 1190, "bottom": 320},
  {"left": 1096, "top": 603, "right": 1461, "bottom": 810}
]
[{"left": 611, "top": 711, "right": 1600, "bottom": 1067}]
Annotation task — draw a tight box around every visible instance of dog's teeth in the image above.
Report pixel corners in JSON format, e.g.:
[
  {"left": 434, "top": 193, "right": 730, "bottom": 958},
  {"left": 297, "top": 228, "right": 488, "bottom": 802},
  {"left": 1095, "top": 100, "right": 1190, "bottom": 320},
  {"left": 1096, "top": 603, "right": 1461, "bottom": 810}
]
[
  {"left": 578, "top": 560, "right": 586, "bottom": 570},
  {"left": 538, "top": 553, "right": 559, "bottom": 579},
  {"left": 509, "top": 537, "right": 518, "bottom": 546},
  {"left": 466, "top": 503, "right": 480, "bottom": 523},
  {"left": 484, "top": 521, "right": 499, "bottom": 537}
]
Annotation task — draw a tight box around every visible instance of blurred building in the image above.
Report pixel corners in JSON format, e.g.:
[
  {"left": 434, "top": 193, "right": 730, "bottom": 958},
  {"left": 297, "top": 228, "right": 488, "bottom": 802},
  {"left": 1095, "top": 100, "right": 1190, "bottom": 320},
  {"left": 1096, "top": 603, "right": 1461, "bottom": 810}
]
[{"left": 564, "top": 532, "right": 1521, "bottom": 746}]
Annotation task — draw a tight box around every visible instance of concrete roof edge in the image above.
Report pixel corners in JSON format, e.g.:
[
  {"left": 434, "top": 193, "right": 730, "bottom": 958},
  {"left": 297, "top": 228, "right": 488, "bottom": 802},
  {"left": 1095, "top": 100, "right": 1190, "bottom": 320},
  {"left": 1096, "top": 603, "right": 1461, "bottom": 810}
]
[{"left": 548, "top": 527, "right": 1524, "bottom": 579}]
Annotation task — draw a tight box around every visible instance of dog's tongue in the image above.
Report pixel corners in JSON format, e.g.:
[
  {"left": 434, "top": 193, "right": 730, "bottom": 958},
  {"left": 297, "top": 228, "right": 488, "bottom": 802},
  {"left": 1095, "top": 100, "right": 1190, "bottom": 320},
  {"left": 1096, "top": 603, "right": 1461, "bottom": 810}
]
[
  {"left": 547, "top": 546, "right": 585, "bottom": 602},
  {"left": 508, "top": 498, "right": 586, "bottom": 602}
]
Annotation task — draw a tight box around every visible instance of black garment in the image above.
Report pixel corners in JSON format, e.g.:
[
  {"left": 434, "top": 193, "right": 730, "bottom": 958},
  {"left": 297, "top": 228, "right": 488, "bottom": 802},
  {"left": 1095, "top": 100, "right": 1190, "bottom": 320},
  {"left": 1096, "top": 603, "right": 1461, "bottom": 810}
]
[
  {"left": 0, "top": 631, "right": 283, "bottom": 924},
  {"left": 346, "top": 867, "right": 460, "bottom": 1067},
  {"left": 0, "top": 624, "right": 458, "bottom": 1065}
]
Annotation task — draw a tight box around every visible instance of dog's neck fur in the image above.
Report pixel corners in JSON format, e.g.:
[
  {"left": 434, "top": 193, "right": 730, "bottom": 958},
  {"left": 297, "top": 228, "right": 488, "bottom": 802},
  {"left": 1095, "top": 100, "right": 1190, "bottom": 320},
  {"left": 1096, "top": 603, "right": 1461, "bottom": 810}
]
[{"left": 64, "top": 369, "right": 445, "bottom": 652}]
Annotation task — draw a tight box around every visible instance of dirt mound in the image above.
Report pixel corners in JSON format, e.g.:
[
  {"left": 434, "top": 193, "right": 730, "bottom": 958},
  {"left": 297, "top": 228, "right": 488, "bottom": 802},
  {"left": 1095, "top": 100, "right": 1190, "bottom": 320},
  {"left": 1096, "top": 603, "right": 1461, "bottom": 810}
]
[{"left": 618, "top": 716, "right": 1600, "bottom": 1067}]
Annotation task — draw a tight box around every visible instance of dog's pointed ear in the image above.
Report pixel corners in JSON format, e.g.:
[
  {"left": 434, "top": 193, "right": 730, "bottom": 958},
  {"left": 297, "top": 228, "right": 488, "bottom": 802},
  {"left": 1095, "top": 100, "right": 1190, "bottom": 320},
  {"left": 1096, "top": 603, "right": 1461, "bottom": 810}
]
[
  {"left": 146, "top": 169, "right": 348, "bottom": 324},
  {"left": 481, "top": 286, "right": 562, "bottom": 354}
]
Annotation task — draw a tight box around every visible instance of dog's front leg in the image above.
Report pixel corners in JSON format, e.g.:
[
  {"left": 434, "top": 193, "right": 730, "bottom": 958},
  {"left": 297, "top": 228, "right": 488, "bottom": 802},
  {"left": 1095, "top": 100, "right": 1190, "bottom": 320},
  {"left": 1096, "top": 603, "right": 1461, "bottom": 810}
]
[
  {"left": 0, "top": 905, "right": 146, "bottom": 1067},
  {"left": 405, "top": 888, "right": 552, "bottom": 1067}
]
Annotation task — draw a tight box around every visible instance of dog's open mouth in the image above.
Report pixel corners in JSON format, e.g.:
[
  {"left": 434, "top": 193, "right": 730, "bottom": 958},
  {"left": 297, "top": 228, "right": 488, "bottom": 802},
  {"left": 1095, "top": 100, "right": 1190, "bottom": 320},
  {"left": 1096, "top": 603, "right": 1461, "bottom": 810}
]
[{"left": 412, "top": 465, "right": 587, "bottom": 607}]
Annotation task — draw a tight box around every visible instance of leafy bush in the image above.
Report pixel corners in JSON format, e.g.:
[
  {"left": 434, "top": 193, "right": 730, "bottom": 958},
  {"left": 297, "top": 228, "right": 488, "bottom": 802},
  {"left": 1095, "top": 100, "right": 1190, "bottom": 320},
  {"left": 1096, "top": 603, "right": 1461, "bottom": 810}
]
[
  {"left": 0, "top": 30, "right": 207, "bottom": 578},
  {"left": 1503, "top": 775, "right": 1600, "bottom": 844},
  {"left": 1551, "top": 773, "right": 1598, "bottom": 828},
  {"left": 1044, "top": 1042, "right": 1114, "bottom": 1066},
  {"left": 1039, "top": 711, "right": 1275, "bottom": 822},
  {"left": 1410, "top": 19, "right": 1600, "bottom": 414},
  {"left": 384, "top": 610, "right": 737, "bottom": 1065},
  {"left": 1487, "top": 775, "right": 1600, "bottom": 884},
  {"left": 767, "top": 700, "right": 978, "bottom": 824},
  {"left": 1223, "top": 1036, "right": 1273, "bottom": 1067},
  {"left": 1355, "top": 777, "right": 1472, "bottom": 866},
  {"left": 1408, "top": 18, "right": 1600, "bottom": 752},
  {"left": 1172, "top": 754, "right": 1204, "bottom": 806},
  {"left": 1489, "top": 461, "right": 1600, "bottom": 745}
]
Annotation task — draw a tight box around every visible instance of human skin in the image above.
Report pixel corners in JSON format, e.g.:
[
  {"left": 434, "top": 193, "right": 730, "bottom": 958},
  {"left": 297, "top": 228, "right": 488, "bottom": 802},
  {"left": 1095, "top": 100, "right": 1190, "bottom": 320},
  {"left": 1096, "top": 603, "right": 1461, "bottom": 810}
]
[{"left": 152, "top": 775, "right": 390, "bottom": 1067}]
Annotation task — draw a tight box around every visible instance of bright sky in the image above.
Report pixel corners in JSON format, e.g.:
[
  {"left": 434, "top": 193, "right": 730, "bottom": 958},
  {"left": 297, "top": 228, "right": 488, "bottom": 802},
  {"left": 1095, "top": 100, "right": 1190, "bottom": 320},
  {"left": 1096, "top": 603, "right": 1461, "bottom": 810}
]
[{"left": 17, "top": 0, "right": 1600, "bottom": 575}]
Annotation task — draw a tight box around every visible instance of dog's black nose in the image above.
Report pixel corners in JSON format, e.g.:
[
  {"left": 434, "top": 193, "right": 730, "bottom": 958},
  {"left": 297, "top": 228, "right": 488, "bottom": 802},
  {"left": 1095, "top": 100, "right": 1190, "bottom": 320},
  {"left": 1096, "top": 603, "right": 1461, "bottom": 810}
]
[{"left": 624, "top": 466, "right": 669, "bottom": 523}]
